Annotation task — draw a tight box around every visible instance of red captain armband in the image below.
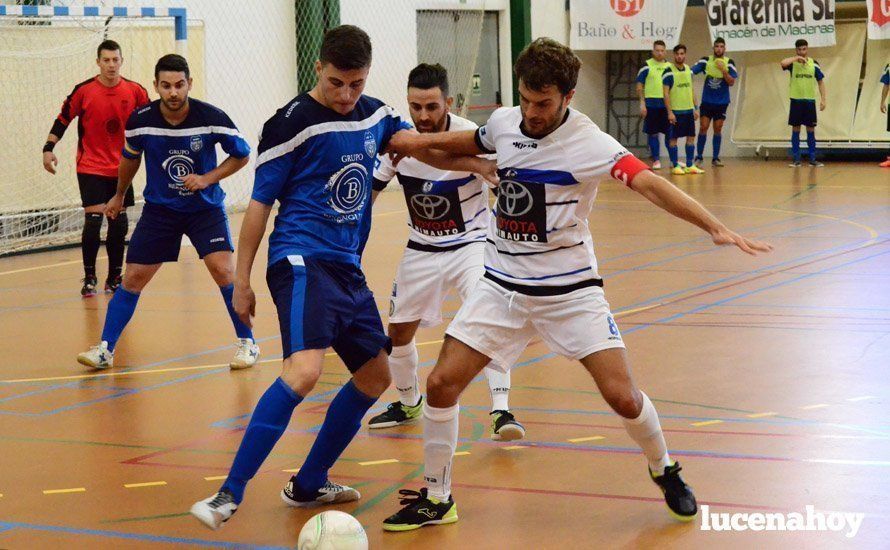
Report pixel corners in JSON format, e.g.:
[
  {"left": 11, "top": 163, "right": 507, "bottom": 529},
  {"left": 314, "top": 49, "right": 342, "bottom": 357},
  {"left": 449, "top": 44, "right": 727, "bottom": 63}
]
[{"left": 610, "top": 153, "right": 649, "bottom": 188}]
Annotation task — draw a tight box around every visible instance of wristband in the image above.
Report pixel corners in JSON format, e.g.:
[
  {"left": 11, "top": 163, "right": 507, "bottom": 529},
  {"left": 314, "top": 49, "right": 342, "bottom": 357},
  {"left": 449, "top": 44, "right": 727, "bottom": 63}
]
[{"left": 43, "top": 141, "right": 56, "bottom": 153}]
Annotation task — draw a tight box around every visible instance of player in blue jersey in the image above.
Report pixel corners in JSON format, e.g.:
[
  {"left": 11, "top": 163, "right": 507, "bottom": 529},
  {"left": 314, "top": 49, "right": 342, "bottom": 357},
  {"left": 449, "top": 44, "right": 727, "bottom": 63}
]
[
  {"left": 691, "top": 38, "right": 737, "bottom": 167},
  {"left": 190, "top": 25, "right": 493, "bottom": 530},
  {"left": 881, "top": 63, "right": 890, "bottom": 168},
  {"left": 76, "top": 54, "right": 260, "bottom": 371}
]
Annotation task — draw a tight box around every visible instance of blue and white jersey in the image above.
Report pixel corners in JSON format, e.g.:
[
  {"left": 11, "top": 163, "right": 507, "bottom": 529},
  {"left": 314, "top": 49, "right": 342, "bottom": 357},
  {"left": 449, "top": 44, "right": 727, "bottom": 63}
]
[
  {"left": 881, "top": 63, "right": 889, "bottom": 86},
  {"left": 692, "top": 56, "right": 739, "bottom": 106},
  {"left": 475, "top": 107, "right": 643, "bottom": 290},
  {"left": 252, "top": 93, "right": 412, "bottom": 267},
  {"left": 123, "top": 98, "right": 250, "bottom": 211},
  {"left": 374, "top": 113, "right": 489, "bottom": 249}
]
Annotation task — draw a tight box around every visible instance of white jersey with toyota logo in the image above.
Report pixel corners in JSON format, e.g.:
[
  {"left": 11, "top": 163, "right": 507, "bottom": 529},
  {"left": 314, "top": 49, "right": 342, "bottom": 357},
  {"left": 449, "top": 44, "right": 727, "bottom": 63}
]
[
  {"left": 374, "top": 113, "right": 490, "bottom": 249},
  {"left": 475, "top": 106, "right": 648, "bottom": 291}
]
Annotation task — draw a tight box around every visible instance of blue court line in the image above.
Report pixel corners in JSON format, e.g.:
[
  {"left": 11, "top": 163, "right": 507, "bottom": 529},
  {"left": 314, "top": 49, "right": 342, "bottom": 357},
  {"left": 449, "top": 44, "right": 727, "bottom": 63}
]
[
  {"left": 672, "top": 302, "right": 890, "bottom": 313},
  {"left": 0, "top": 521, "right": 289, "bottom": 549}
]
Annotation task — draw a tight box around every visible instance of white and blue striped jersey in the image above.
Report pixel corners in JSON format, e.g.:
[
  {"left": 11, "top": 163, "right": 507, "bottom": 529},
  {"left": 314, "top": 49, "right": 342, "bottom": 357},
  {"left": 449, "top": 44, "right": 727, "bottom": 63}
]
[
  {"left": 373, "top": 113, "right": 489, "bottom": 250},
  {"left": 474, "top": 107, "right": 648, "bottom": 293},
  {"left": 252, "top": 93, "right": 412, "bottom": 267},
  {"left": 123, "top": 98, "right": 250, "bottom": 211}
]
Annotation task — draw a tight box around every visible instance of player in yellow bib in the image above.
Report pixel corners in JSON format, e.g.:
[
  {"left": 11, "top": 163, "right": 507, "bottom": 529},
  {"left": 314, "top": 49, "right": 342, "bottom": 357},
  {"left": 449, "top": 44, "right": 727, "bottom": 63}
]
[
  {"left": 880, "top": 63, "right": 889, "bottom": 168},
  {"left": 780, "top": 39, "right": 826, "bottom": 167},
  {"left": 662, "top": 44, "right": 703, "bottom": 175},
  {"left": 636, "top": 40, "right": 671, "bottom": 170}
]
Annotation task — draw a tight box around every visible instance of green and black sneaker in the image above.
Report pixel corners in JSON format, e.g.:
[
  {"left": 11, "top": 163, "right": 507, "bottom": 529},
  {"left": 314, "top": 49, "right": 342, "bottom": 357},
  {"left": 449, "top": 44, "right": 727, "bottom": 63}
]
[
  {"left": 368, "top": 397, "right": 423, "bottom": 429},
  {"left": 490, "top": 410, "right": 525, "bottom": 441},
  {"left": 382, "top": 488, "right": 458, "bottom": 532},
  {"left": 650, "top": 461, "right": 698, "bottom": 522}
]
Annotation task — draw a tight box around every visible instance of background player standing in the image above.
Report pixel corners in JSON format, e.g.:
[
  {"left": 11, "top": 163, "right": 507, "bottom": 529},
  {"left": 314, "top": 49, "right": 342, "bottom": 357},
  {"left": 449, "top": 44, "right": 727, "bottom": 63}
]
[
  {"left": 880, "top": 63, "right": 889, "bottom": 168},
  {"left": 781, "top": 39, "right": 827, "bottom": 167},
  {"left": 662, "top": 44, "right": 703, "bottom": 176},
  {"left": 369, "top": 63, "right": 524, "bottom": 441},
  {"left": 42, "top": 40, "right": 149, "bottom": 296},
  {"left": 636, "top": 40, "right": 671, "bottom": 170},
  {"left": 691, "top": 38, "right": 737, "bottom": 168},
  {"left": 76, "top": 54, "right": 259, "bottom": 371}
]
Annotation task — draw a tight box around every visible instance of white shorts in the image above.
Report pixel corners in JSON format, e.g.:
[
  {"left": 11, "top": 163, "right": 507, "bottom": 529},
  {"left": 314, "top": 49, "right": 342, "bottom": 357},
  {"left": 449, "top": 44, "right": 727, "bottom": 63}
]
[
  {"left": 388, "top": 242, "right": 485, "bottom": 328},
  {"left": 445, "top": 277, "right": 626, "bottom": 372}
]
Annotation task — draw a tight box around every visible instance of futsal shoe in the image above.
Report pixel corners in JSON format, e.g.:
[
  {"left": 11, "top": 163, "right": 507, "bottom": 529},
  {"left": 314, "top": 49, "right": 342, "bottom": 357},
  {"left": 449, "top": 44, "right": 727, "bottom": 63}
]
[
  {"left": 671, "top": 165, "right": 686, "bottom": 176},
  {"left": 651, "top": 160, "right": 662, "bottom": 170},
  {"left": 649, "top": 461, "right": 698, "bottom": 521},
  {"left": 230, "top": 338, "right": 260, "bottom": 369},
  {"left": 281, "top": 478, "right": 360, "bottom": 508},
  {"left": 76, "top": 341, "right": 113, "bottom": 369},
  {"left": 694, "top": 157, "right": 704, "bottom": 168},
  {"left": 711, "top": 158, "right": 725, "bottom": 167},
  {"left": 808, "top": 160, "right": 824, "bottom": 167},
  {"left": 190, "top": 489, "right": 238, "bottom": 530},
  {"left": 104, "top": 275, "right": 122, "bottom": 293},
  {"left": 80, "top": 276, "right": 98, "bottom": 297},
  {"left": 491, "top": 410, "right": 525, "bottom": 441},
  {"left": 382, "top": 488, "right": 458, "bottom": 532},
  {"left": 789, "top": 160, "right": 802, "bottom": 168},
  {"left": 684, "top": 165, "right": 705, "bottom": 175},
  {"left": 880, "top": 157, "right": 890, "bottom": 168},
  {"left": 368, "top": 397, "right": 423, "bottom": 428}
]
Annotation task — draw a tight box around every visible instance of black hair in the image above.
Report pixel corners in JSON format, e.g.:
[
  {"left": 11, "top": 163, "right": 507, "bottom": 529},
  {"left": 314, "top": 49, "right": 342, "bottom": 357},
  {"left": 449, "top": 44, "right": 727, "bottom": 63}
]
[
  {"left": 320, "top": 25, "right": 372, "bottom": 70},
  {"left": 97, "top": 39, "right": 121, "bottom": 58},
  {"left": 154, "top": 54, "right": 190, "bottom": 80},
  {"left": 653, "top": 40, "right": 666, "bottom": 48},
  {"left": 714, "top": 37, "right": 726, "bottom": 46},
  {"left": 407, "top": 63, "right": 449, "bottom": 96},
  {"left": 795, "top": 39, "right": 808, "bottom": 48},
  {"left": 673, "top": 44, "right": 687, "bottom": 54}
]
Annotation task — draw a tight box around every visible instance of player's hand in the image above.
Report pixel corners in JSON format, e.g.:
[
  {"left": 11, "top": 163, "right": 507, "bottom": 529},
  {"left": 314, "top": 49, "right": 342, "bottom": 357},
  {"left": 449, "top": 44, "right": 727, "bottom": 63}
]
[
  {"left": 819, "top": 99, "right": 826, "bottom": 112},
  {"left": 474, "top": 158, "right": 499, "bottom": 188},
  {"left": 233, "top": 284, "right": 256, "bottom": 328},
  {"left": 882, "top": 103, "right": 888, "bottom": 114},
  {"left": 640, "top": 106, "right": 647, "bottom": 118},
  {"left": 668, "top": 111, "right": 677, "bottom": 124},
  {"left": 42, "top": 151, "right": 58, "bottom": 175},
  {"left": 104, "top": 194, "right": 124, "bottom": 220},
  {"left": 385, "top": 129, "right": 423, "bottom": 157},
  {"left": 694, "top": 109, "right": 700, "bottom": 121},
  {"left": 797, "top": 56, "right": 807, "bottom": 64},
  {"left": 181, "top": 173, "right": 210, "bottom": 191},
  {"left": 715, "top": 59, "right": 725, "bottom": 71},
  {"left": 710, "top": 226, "right": 774, "bottom": 256}
]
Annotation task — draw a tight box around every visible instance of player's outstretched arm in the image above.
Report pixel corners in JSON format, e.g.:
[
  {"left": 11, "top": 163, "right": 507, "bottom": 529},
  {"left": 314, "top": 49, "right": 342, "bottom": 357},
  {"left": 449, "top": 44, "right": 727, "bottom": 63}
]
[
  {"left": 780, "top": 56, "right": 802, "bottom": 69},
  {"left": 105, "top": 156, "right": 141, "bottom": 220},
  {"left": 182, "top": 155, "right": 249, "bottom": 192},
  {"left": 387, "top": 129, "right": 482, "bottom": 158},
  {"left": 630, "top": 170, "right": 773, "bottom": 256},
  {"left": 233, "top": 199, "right": 273, "bottom": 328}
]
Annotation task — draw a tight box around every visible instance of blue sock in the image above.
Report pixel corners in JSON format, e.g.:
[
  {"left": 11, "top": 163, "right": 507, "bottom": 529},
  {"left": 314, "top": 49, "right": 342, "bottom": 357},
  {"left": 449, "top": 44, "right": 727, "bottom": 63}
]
[
  {"left": 713, "top": 134, "right": 723, "bottom": 160},
  {"left": 647, "top": 134, "right": 660, "bottom": 160},
  {"left": 294, "top": 380, "right": 377, "bottom": 493},
  {"left": 696, "top": 133, "right": 707, "bottom": 160},
  {"left": 667, "top": 143, "right": 679, "bottom": 167},
  {"left": 685, "top": 143, "right": 695, "bottom": 166},
  {"left": 101, "top": 286, "right": 140, "bottom": 351},
  {"left": 807, "top": 131, "right": 816, "bottom": 161},
  {"left": 791, "top": 132, "right": 801, "bottom": 162},
  {"left": 221, "top": 378, "right": 301, "bottom": 503},
  {"left": 220, "top": 283, "right": 253, "bottom": 340}
]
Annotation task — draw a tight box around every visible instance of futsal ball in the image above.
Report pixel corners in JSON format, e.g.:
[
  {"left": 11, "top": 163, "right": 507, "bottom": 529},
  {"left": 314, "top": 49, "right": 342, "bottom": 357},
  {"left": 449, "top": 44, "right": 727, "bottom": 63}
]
[{"left": 297, "top": 510, "right": 369, "bottom": 550}]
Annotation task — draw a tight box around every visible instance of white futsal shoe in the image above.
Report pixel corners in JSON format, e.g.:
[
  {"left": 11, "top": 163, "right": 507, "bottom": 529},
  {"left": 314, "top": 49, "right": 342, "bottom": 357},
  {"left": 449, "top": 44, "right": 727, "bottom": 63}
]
[
  {"left": 76, "top": 341, "right": 113, "bottom": 369},
  {"left": 230, "top": 338, "right": 260, "bottom": 369},
  {"left": 191, "top": 490, "right": 238, "bottom": 530}
]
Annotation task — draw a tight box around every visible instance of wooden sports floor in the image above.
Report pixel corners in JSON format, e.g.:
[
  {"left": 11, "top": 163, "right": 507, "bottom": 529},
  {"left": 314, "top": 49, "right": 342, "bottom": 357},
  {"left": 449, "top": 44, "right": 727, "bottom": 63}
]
[{"left": 0, "top": 160, "right": 888, "bottom": 549}]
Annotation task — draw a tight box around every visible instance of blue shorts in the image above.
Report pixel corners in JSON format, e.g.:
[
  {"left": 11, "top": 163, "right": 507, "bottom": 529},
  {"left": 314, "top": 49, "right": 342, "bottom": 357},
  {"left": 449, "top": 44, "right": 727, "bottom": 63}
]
[
  {"left": 789, "top": 99, "right": 817, "bottom": 127},
  {"left": 126, "top": 203, "right": 233, "bottom": 264},
  {"left": 700, "top": 103, "right": 728, "bottom": 121},
  {"left": 644, "top": 107, "right": 670, "bottom": 135},
  {"left": 266, "top": 256, "right": 391, "bottom": 372},
  {"left": 669, "top": 112, "right": 696, "bottom": 139}
]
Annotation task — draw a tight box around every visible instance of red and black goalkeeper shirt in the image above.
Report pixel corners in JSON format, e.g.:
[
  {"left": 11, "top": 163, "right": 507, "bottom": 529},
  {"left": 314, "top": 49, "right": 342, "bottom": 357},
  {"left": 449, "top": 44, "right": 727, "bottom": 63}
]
[{"left": 53, "top": 76, "right": 150, "bottom": 177}]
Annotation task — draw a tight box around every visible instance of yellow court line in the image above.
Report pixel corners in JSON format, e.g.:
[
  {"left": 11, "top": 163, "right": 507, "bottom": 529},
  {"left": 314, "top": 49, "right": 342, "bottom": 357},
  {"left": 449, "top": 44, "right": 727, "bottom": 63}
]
[
  {"left": 204, "top": 475, "right": 227, "bottom": 481},
  {"left": 358, "top": 459, "right": 399, "bottom": 466},
  {"left": 1, "top": 339, "right": 446, "bottom": 384},
  {"left": 124, "top": 481, "right": 167, "bottom": 489},
  {"left": 614, "top": 303, "right": 663, "bottom": 318},
  {"left": 503, "top": 445, "right": 527, "bottom": 451},
  {"left": 568, "top": 436, "right": 605, "bottom": 443},
  {"left": 691, "top": 420, "right": 724, "bottom": 427},
  {"left": 801, "top": 404, "right": 830, "bottom": 410},
  {"left": 43, "top": 487, "right": 86, "bottom": 495},
  {"left": 281, "top": 468, "right": 300, "bottom": 473},
  {"left": 747, "top": 412, "right": 777, "bottom": 418},
  {"left": 454, "top": 451, "right": 471, "bottom": 456}
]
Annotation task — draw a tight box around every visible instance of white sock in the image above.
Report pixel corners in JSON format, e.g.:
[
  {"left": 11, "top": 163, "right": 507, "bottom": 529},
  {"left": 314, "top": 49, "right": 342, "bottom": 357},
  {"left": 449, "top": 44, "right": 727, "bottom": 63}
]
[
  {"left": 389, "top": 341, "right": 419, "bottom": 406},
  {"left": 620, "top": 391, "right": 672, "bottom": 473},
  {"left": 423, "top": 402, "right": 459, "bottom": 501},
  {"left": 485, "top": 365, "right": 511, "bottom": 412}
]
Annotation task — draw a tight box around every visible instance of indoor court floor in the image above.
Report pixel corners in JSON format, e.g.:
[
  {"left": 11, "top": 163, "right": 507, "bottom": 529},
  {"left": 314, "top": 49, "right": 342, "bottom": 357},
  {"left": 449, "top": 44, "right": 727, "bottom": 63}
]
[{"left": 0, "top": 160, "right": 888, "bottom": 549}]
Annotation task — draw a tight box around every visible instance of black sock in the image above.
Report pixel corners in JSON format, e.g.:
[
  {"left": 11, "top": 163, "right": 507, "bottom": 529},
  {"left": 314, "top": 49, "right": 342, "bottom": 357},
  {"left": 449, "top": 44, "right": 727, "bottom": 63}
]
[
  {"left": 105, "top": 212, "right": 128, "bottom": 280},
  {"left": 82, "top": 213, "right": 103, "bottom": 279}
]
